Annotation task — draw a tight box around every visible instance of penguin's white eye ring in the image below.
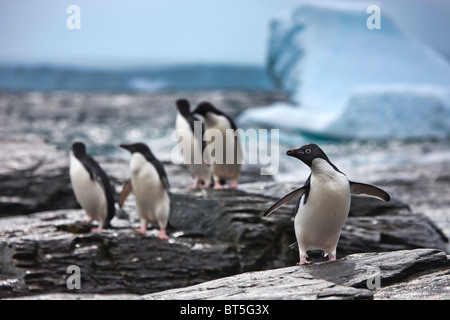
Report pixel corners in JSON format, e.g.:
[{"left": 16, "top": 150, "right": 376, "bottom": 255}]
[{"left": 305, "top": 149, "right": 311, "bottom": 154}]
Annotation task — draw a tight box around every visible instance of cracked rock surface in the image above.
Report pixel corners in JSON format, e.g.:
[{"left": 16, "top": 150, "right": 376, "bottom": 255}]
[
  {"left": 143, "top": 249, "right": 449, "bottom": 300},
  {"left": 0, "top": 137, "right": 449, "bottom": 300}
]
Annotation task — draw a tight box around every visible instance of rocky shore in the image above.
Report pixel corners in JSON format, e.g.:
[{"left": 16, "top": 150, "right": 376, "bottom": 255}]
[{"left": 0, "top": 137, "right": 449, "bottom": 300}]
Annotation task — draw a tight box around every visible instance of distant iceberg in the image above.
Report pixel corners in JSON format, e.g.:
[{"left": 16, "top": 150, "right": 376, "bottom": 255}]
[{"left": 239, "top": 1, "right": 450, "bottom": 140}]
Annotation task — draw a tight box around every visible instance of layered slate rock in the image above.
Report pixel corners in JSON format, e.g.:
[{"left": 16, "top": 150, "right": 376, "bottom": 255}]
[
  {"left": 0, "top": 137, "right": 77, "bottom": 215},
  {"left": 143, "top": 249, "right": 450, "bottom": 300},
  {"left": 143, "top": 265, "right": 374, "bottom": 300},
  {"left": 0, "top": 138, "right": 449, "bottom": 299},
  {"left": 0, "top": 193, "right": 448, "bottom": 299},
  {"left": 0, "top": 210, "right": 240, "bottom": 298}
]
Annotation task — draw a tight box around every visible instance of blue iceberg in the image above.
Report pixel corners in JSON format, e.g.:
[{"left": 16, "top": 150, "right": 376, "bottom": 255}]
[{"left": 239, "top": 1, "right": 450, "bottom": 140}]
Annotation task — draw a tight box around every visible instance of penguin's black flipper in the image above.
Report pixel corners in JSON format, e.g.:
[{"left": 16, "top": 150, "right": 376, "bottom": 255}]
[
  {"left": 118, "top": 179, "right": 133, "bottom": 208},
  {"left": 79, "top": 156, "right": 95, "bottom": 181},
  {"left": 154, "top": 161, "right": 170, "bottom": 191},
  {"left": 263, "top": 185, "right": 308, "bottom": 217},
  {"left": 81, "top": 155, "right": 116, "bottom": 224},
  {"left": 350, "top": 181, "right": 390, "bottom": 201}
]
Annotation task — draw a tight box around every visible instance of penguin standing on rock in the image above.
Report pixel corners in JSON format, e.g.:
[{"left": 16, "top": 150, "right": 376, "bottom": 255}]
[
  {"left": 175, "top": 98, "right": 211, "bottom": 189},
  {"left": 193, "top": 101, "right": 242, "bottom": 189},
  {"left": 120, "top": 143, "right": 170, "bottom": 239},
  {"left": 264, "top": 144, "right": 390, "bottom": 265},
  {"left": 69, "top": 141, "right": 115, "bottom": 232}
]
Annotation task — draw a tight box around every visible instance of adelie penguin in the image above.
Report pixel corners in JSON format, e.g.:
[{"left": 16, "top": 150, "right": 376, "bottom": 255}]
[
  {"left": 119, "top": 142, "right": 170, "bottom": 239},
  {"left": 175, "top": 98, "right": 211, "bottom": 189},
  {"left": 264, "top": 143, "right": 390, "bottom": 265},
  {"left": 192, "top": 101, "right": 242, "bottom": 189},
  {"left": 69, "top": 141, "right": 115, "bottom": 232}
]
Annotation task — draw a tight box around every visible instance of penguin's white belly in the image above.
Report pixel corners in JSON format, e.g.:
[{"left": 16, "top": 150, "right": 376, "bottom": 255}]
[
  {"left": 294, "top": 174, "right": 351, "bottom": 253},
  {"left": 175, "top": 115, "right": 210, "bottom": 182},
  {"left": 130, "top": 154, "right": 170, "bottom": 227},
  {"left": 205, "top": 116, "right": 242, "bottom": 180},
  {"left": 70, "top": 156, "right": 107, "bottom": 223}
]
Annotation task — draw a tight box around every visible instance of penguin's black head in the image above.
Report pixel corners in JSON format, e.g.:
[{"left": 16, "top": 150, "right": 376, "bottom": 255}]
[
  {"left": 72, "top": 141, "right": 87, "bottom": 158},
  {"left": 192, "top": 101, "right": 220, "bottom": 117},
  {"left": 286, "top": 144, "right": 329, "bottom": 167},
  {"left": 176, "top": 99, "right": 190, "bottom": 115},
  {"left": 120, "top": 142, "right": 151, "bottom": 155}
]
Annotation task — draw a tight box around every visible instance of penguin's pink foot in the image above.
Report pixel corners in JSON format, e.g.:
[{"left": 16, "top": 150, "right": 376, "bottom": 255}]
[
  {"left": 228, "top": 180, "right": 238, "bottom": 189},
  {"left": 297, "top": 254, "right": 311, "bottom": 265},
  {"left": 133, "top": 226, "right": 147, "bottom": 235},
  {"left": 328, "top": 253, "right": 336, "bottom": 261},
  {"left": 213, "top": 181, "right": 224, "bottom": 190},
  {"left": 91, "top": 225, "right": 103, "bottom": 232},
  {"left": 186, "top": 178, "right": 200, "bottom": 189},
  {"left": 157, "top": 230, "right": 169, "bottom": 240}
]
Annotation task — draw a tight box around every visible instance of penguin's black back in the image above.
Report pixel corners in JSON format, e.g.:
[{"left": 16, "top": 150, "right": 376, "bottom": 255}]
[
  {"left": 176, "top": 99, "right": 205, "bottom": 136},
  {"left": 131, "top": 143, "right": 170, "bottom": 190},
  {"left": 72, "top": 142, "right": 115, "bottom": 226},
  {"left": 194, "top": 101, "right": 238, "bottom": 131}
]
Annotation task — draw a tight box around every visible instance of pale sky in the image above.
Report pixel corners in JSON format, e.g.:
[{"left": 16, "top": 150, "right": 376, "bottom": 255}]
[{"left": 0, "top": 0, "right": 449, "bottom": 68}]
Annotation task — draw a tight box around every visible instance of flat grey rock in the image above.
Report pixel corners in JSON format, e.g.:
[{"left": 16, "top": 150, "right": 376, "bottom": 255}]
[
  {"left": 374, "top": 267, "right": 450, "bottom": 300},
  {"left": 143, "top": 249, "right": 449, "bottom": 300},
  {"left": 7, "top": 293, "right": 142, "bottom": 300},
  {"left": 143, "top": 266, "right": 373, "bottom": 300}
]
